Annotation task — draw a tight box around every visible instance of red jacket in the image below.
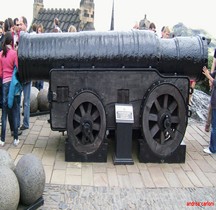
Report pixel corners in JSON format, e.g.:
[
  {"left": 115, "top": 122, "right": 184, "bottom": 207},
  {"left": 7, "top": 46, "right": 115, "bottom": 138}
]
[{"left": 0, "top": 47, "right": 18, "bottom": 83}]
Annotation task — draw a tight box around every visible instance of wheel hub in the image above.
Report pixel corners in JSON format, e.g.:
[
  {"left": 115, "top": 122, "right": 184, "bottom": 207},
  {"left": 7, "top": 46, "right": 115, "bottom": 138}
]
[
  {"left": 82, "top": 121, "right": 92, "bottom": 138},
  {"left": 158, "top": 110, "right": 171, "bottom": 130}
]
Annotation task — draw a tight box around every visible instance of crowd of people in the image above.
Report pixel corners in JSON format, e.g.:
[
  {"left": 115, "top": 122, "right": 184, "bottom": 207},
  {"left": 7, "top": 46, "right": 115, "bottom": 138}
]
[
  {"left": 0, "top": 16, "right": 215, "bottom": 154},
  {"left": 0, "top": 16, "right": 32, "bottom": 147},
  {"left": 0, "top": 16, "right": 78, "bottom": 147}
]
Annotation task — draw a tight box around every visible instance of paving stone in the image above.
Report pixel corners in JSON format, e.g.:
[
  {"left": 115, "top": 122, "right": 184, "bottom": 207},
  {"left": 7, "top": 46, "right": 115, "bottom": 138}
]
[
  {"left": 81, "top": 165, "right": 93, "bottom": 186},
  {"left": 93, "top": 173, "right": 108, "bottom": 187},
  {"left": 140, "top": 170, "right": 155, "bottom": 188},
  {"left": 148, "top": 166, "right": 169, "bottom": 187},
  {"left": 42, "top": 150, "right": 56, "bottom": 166},
  {"left": 107, "top": 168, "right": 119, "bottom": 187},
  {"left": 3, "top": 113, "right": 216, "bottom": 209},
  {"left": 129, "top": 173, "right": 144, "bottom": 188},
  {"left": 19, "top": 144, "right": 34, "bottom": 155},
  {"left": 164, "top": 172, "right": 182, "bottom": 187},
  {"left": 117, "top": 174, "right": 132, "bottom": 188},
  {"left": 51, "top": 170, "right": 66, "bottom": 184},
  {"left": 39, "top": 185, "right": 216, "bottom": 210},
  {"left": 173, "top": 167, "right": 194, "bottom": 187}
]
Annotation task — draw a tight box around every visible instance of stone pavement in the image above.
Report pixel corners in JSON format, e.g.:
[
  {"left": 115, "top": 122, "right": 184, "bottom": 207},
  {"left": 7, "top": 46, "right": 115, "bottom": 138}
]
[{"left": 2, "top": 114, "right": 216, "bottom": 209}]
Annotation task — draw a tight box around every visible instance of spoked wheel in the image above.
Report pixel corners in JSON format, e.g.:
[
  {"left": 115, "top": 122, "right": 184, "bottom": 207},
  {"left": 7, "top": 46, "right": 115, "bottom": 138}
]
[
  {"left": 67, "top": 90, "right": 106, "bottom": 154},
  {"left": 141, "top": 83, "right": 187, "bottom": 158}
]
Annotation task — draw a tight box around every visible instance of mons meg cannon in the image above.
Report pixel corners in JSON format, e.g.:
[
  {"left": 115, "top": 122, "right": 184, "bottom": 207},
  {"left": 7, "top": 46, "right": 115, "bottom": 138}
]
[{"left": 18, "top": 30, "right": 208, "bottom": 162}]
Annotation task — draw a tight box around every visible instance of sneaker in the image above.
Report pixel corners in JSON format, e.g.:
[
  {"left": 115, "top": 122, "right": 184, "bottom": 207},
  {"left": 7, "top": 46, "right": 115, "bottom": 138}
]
[
  {"left": 13, "top": 139, "right": 20, "bottom": 146},
  {"left": 203, "top": 147, "right": 212, "bottom": 154},
  {"left": 205, "top": 124, "right": 210, "bottom": 132},
  {"left": 0, "top": 140, "right": 5, "bottom": 147},
  {"left": 11, "top": 130, "right": 23, "bottom": 136},
  {"left": 20, "top": 125, "right": 28, "bottom": 130}
]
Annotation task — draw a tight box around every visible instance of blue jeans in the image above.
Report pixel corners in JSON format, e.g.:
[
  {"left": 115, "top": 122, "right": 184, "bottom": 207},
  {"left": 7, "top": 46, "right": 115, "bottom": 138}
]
[
  {"left": 0, "top": 78, "right": 2, "bottom": 109},
  {"left": 210, "top": 108, "right": 216, "bottom": 153},
  {"left": 22, "top": 82, "right": 31, "bottom": 128},
  {"left": 34, "top": 80, "right": 44, "bottom": 91},
  {"left": 1, "top": 82, "right": 20, "bottom": 141}
]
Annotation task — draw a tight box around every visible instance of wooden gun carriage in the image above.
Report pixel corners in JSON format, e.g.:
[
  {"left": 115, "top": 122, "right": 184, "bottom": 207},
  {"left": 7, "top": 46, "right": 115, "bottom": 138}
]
[{"left": 18, "top": 30, "right": 208, "bottom": 162}]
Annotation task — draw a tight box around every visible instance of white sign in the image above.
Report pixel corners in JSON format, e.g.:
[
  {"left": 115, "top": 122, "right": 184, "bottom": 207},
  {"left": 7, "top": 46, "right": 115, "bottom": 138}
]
[{"left": 115, "top": 104, "right": 134, "bottom": 123}]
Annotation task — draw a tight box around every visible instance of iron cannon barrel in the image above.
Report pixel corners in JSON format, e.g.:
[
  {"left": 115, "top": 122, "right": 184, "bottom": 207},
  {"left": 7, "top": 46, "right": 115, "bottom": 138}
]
[{"left": 18, "top": 30, "right": 208, "bottom": 82}]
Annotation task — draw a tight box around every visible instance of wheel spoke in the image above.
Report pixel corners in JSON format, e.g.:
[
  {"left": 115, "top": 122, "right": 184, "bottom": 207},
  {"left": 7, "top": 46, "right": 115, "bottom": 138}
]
[
  {"left": 89, "top": 133, "right": 95, "bottom": 143},
  {"left": 171, "top": 116, "right": 180, "bottom": 124},
  {"left": 149, "top": 113, "right": 158, "bottom": 122},
  {"left": 73, "top": 113, "right": 81, "bottom": 123},
  {"left": 74, "top": 125, "right": 82, "bottom": 136},
  {"left": 168, "top": 101, "right": 177, "bottom": 114},
  {"left": 150, "top": 123, "right": 160, "bottom": 138},
  {"left": 92, "top": 122, "right": 100, "bottom": 131},
  {"left": 92, "top": 110, "right": 100, "bottom": 121},
  {"left": 79, "top": 104, "right": 86, "bottom": 117},
  {"left": 160, "top": 131, "right": 165, "bottom": 144},
  {"left": 87, "top": 103, "right": 92, "bottom": 114},
  {"left": 154, "top": 99, "right": 161, "bottom": 112},
  {"left": 163, "top": 94, "right": 168, "bottom": 109},
  {"left": 81, "top": 135, "right": 86, "bottom": 144}
]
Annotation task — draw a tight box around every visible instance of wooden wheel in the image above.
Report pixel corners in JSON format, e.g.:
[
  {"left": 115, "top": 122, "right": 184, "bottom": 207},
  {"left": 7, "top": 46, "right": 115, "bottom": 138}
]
[
  {"left": 141, "top": 83, "right": 187, "bottom": 158},
  {"left": 67, "top": 90, "right": 106, "bottom": 154}
]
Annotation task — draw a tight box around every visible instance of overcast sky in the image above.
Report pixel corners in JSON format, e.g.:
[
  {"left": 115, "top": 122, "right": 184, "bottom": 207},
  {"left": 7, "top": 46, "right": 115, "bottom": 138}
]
[{"left": 1, "top": 0, "right": 215, "bottom": 37}]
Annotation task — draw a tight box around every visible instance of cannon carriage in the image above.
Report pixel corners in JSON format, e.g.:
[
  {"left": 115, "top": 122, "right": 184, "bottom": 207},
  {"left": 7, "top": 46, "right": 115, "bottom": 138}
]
[{"left": 18, "top": 30, "right": 208, "bottom": 162}]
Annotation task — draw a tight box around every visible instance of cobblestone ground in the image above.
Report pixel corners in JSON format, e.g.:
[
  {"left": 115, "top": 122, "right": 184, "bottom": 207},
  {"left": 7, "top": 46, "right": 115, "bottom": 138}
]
[{"left": 38, "top": 185, "right": 216, "bottom": 210}]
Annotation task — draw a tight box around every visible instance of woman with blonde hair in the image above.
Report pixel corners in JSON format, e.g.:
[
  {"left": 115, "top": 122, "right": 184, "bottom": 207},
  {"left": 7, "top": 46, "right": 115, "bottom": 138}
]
[
  {"left": 68, "top": 25, "right": 77, "bottom": 32},
  {"left": 161, "top": 26, "right": 170, "bottom": 38}
]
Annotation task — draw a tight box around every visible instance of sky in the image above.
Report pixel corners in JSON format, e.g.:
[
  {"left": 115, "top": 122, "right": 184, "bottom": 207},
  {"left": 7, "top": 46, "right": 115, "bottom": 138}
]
[{"left": 0, "top": 0, "right": 215, "bottom": 37}]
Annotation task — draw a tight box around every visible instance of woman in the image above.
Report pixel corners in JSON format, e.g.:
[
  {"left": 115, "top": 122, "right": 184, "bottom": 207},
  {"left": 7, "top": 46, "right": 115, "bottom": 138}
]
[
  {"left": 202, "top": 66, "right": 216, "bottom": 154},
  {"left": 0, "top": 31, "right": 20, "bottom": 146}
]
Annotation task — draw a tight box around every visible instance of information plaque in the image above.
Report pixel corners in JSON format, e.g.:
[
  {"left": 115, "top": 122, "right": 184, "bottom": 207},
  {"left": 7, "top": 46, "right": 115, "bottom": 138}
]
[{"left": 115, "top": 104, "right": 134, "bottom": 124}]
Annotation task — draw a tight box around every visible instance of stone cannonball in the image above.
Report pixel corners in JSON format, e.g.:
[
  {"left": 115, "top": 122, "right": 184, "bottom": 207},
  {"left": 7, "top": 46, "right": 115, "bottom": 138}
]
[
  {"left": 0, "top": 166, "right": 20, "bottom": 210},
  {"left": 30, "top": 86, "right": 39, "bottom": 113},
  {"left": 0, "top": 149, "right": 15, "bottom": 171},
  {"left": 38, "top": 89, "right": 49, "bottom": 111},
  {"left": 15, "top": 153, "right": 46, "bottom": 205}
]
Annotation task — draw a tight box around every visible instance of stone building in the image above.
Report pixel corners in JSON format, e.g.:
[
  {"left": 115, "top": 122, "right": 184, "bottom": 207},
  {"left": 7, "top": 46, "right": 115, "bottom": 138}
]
[{"left": 32, "top": 0, "right": 95, "bottom": 32}]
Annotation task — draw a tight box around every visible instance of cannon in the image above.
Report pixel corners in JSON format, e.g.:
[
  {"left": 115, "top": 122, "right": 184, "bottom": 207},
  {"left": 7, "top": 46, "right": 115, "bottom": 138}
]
[{"left": 18, "top": 30, "right": 208, "bottom": 162}]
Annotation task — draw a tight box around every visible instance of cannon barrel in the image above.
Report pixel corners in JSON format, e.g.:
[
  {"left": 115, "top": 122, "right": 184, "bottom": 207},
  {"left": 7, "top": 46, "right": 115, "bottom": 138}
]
[{"left": 18, "top": 30, "right": 208, "bottom": 82}]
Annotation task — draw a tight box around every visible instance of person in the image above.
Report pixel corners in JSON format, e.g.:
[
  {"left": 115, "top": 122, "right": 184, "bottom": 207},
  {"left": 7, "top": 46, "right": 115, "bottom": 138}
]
[
  {"left": 34, "top": 23, "right": 44, "bottom": 91},
  {"left": 0, "top": 32, "right": 21, "bottom": 147},
  {"left": 149, "top": 22, "right": 156, "bottom": 33},
  {"left": 161, "top": 26, "right": 170, "bottom": 38},
  {"left": 133, "top": 21, "right": 139, "bottom": 30},
  {"left": 189, "top": 79, "right": 196, "bottom": 105},
  {"left": 4, "top": 18, "right": 14, "bottom": 33},
  {"left": 0, "top": 26, "right": 3, "bottom": 120},
  {"left": 0, "top": 25, "right": 4, "bottom": 52},
  {"left": 37, "top": 23, "right": 44, "bottom": 34},
  {"left": 13, "top": 18, "right": 20, "bottom": 50},
  {"left": 205, "top": 49, "right": 216, "bottom": 132},
  {"left": 53, "top": 18, "right": 62, "bottom": 33},
  {"left": 31, "top": 23, "right": 37, "bottom": 34},
  {"left": 202, "top": 66, "right": 216, "bottom": 154},
  {"left": 68, "top": 25, "right": 77, "bottom": 32},
  {"left": 19, "top": 16, "right": 31, "bottom": 130}
]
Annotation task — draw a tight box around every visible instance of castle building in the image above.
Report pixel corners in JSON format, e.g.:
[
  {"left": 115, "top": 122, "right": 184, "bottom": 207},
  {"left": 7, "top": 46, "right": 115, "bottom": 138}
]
[{"left": 32, "top": 0, "right": 95, "bottom": 32}]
